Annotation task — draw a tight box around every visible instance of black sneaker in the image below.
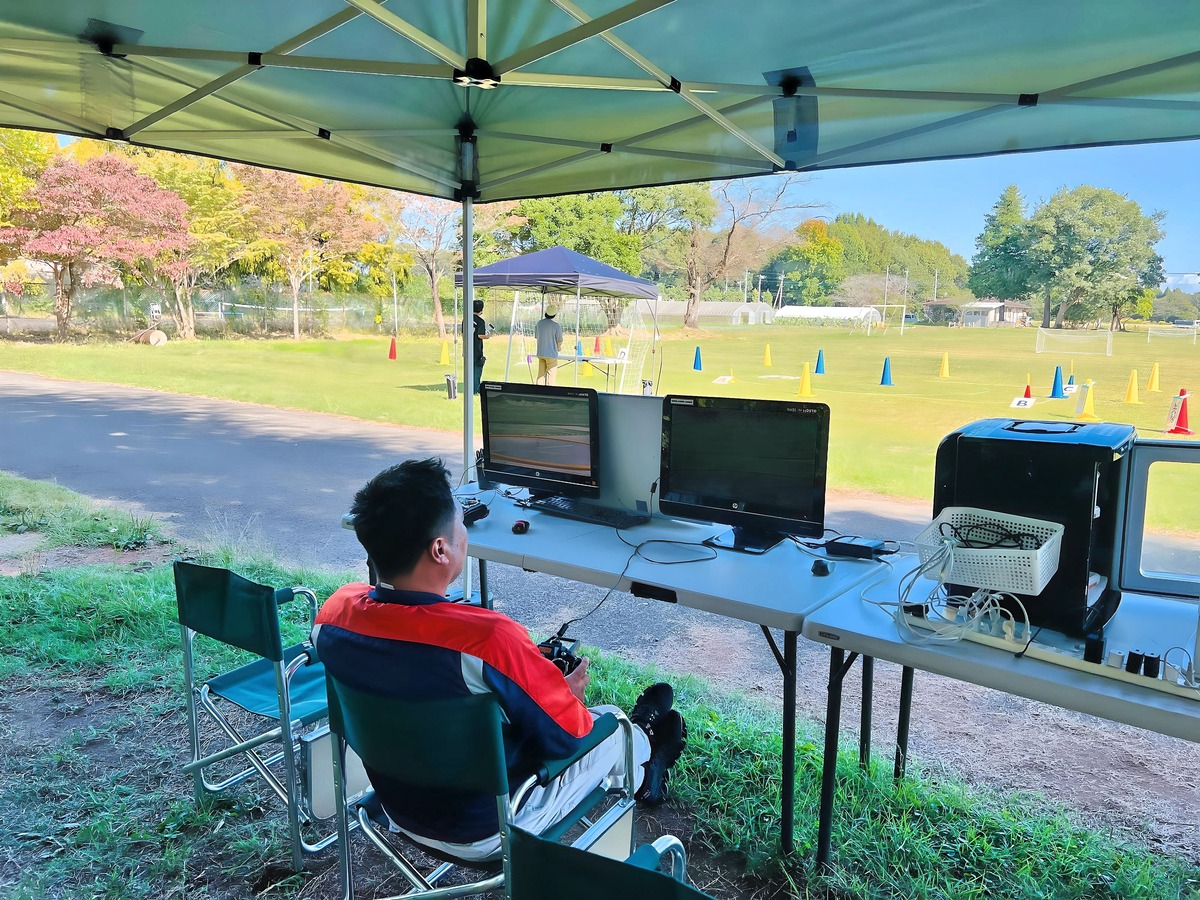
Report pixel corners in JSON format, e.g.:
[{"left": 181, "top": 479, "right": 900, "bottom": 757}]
[
  {"left": 629, "top": 682, "right": 673, "bottom": 741},
  {"left": 635, "top": 710, "right": 686, "bottom": 806}
]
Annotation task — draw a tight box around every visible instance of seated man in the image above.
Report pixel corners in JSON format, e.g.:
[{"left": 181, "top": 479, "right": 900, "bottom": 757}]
[{"left": 314, "top": 458, "right": 686, "bottom": 861}]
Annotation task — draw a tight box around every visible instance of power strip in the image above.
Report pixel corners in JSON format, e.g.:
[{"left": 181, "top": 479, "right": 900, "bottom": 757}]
[{"left": 902, "top": 612, "right": 1200, "bottom": 702}]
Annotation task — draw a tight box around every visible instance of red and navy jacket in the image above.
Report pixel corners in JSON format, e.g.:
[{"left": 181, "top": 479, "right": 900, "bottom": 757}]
[{"left": 314, "top": 583, "right": 593, "bottom": 843}]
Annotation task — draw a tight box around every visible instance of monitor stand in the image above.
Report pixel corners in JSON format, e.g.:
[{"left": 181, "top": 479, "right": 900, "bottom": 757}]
[{"left": 704, "top": 526, "right": 784, "bottom": 555}]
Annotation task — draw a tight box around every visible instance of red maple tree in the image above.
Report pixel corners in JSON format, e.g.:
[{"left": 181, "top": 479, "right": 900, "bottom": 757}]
[{"left": 0, "top": 154, "right": 190, "bottom": 340}]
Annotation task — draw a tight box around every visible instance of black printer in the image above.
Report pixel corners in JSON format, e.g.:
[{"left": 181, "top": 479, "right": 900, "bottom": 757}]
[{"left": 933, "top": 419, "right": 1136, "bottom": 637}]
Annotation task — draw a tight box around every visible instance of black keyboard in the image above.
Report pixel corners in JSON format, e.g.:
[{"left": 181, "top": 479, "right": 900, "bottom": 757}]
[{"left": 524, "top": 496, "right": 650, "bottom": 529}]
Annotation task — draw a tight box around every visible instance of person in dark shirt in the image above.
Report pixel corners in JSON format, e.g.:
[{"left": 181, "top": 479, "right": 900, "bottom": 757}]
[
  {"left": 467, "top": 299, "right": 489, "bottom": 394},
  {"left": 314, "top": 458, "right": 687, "bottom": 861}
]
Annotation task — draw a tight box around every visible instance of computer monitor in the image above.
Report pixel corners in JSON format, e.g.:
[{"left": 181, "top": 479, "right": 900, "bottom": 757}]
[
  {"left": 479, "top": 381, "right": 601, "bottom": 499},
  {"left": 659, "top": 395, "right": 830, "bottom": 553}
]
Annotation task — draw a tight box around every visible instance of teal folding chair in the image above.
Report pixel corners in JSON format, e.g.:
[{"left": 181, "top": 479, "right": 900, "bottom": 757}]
[
  {"left": 325, "top": 674, "right": 637, "bottom": 900},
  {"left": 174, "top": 561, "right": 331, "bottom": 871},
  {"left": 507, "top": 826, "right": 718, "bottom": 900}
]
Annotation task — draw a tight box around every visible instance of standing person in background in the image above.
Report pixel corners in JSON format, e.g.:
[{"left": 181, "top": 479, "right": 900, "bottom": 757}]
[
  {"left": 467, "top": 299, "right": 490, "bottom": 394},
  {"left": 534, "top": 305, "right": 564, "bottom": 386}
]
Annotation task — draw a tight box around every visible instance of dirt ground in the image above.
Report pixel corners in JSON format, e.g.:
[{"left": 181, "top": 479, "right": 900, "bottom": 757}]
[{"left": 4, "top": 540, "right": 1199, "bottom": 898}]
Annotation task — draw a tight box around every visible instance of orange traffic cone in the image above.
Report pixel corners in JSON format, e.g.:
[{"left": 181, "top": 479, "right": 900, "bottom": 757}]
[
  {"left": 1167, "top": 388, "right": 1193, "bottom": 435},
  {"left": 1022, "top": 383, "right": 1032, "bottom": 400},
  {"left": 388, "top": 337, "right": 397, "bottom": 360}
]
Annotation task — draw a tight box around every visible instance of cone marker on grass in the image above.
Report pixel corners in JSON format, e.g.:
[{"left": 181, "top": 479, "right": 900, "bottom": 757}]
[
  {"left": 797, "top": 363, "right": 814, "bottom": 398},
  {"left": 880, "top": 357, "right": 894, "bottom": 386}
]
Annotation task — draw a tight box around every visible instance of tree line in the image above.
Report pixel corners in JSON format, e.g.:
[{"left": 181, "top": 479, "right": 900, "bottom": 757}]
[{"left": 0, "top": 129, "right": 1173, "bottom": 340}]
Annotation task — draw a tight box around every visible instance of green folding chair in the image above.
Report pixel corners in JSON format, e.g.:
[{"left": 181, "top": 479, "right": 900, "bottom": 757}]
[
  {"left": 507, "top": 826, "right": 718, "bottom": 900},
  {"left": 326, "top": 674, "right": 637, "bottom": 900},
  {"left": 174, "top": 561, "right": 331, "bottom": 871}
]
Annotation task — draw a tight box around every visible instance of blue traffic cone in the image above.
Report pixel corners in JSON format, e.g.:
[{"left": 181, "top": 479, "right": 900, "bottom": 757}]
[
  {"left": 575, "top": 339, "right": 583, "bottom": 356},
  {"left": 1049, "top": 366, "right": 1067, "bottom": 399},
  {"left": 815, "top": 348, "right": 826, "bottom": 375},
  {"left": 880, "top": 357, "right": 894, "bottom": 386},
  {"left": 1067, "top": 374, "right": 1076, "bottom": 387},
  {"left": 693, "top": 347, "right": 703, "bottom": 371}
]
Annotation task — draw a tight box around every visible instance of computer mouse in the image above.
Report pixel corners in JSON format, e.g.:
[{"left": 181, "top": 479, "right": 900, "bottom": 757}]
[
  {"left": 811, "top": 558, "right": 834, "bottom": 577},
  {"left": 512, "top": 520, "right": 530, "bottom": 534}
]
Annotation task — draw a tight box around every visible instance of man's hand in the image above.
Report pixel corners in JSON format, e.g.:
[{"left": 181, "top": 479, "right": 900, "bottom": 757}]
[{"left": 564, "top": 655, "right": 590, "bottom": 703}]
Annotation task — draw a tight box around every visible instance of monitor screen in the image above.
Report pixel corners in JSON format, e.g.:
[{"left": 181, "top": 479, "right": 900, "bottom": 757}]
[
  {"left": 480, "top": 382, "right": 600, "bottom": 499},
  {"left": 659, "top": 395, "right": 830, "bottom": 550}
]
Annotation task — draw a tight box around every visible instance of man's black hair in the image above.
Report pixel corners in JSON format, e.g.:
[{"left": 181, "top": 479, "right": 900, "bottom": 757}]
[
  {"left": 473, "top": 299, "right": 485, "bottom": 313},
  {"left": 351, "top": 458, "right": 456, "bottom": 580}
]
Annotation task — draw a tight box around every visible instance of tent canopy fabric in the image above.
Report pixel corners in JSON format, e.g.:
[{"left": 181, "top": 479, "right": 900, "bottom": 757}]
[
  {"left": 455, "top": 246, "right": 658, "bottom": 299},
  {"left": 0, "top": 2, "right": 1196, "bottom": 202}
]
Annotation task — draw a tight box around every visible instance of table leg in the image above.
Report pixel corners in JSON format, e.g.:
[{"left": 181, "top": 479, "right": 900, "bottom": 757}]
[
  {"left": 781, "top": 631, "right": 797, "bottom": 855},
  {"left": 816, "top": 647, "right": 845, "bottom": 870},
  {"left": 894, "top": 665, "right": 914, "bottom": 780},
  {"left": 478, "top": 559, "right": 491, "bottom": 609},
  {"left": 859, "top": 656, "right": 874, "bottom": 772}
]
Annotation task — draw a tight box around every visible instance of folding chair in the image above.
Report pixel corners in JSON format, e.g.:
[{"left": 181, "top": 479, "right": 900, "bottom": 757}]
[
  {"left": 174, "top": 561, "right": 331, "bottom": 871},
  {"left": 507, "top": 826, "right": 718, "bottom": 900},
  {"left": 326, "top": 674, "right": 637, "bottom": 900}
]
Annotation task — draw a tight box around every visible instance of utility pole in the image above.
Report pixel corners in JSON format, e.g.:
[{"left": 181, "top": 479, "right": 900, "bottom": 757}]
[
  {"left": 883, "top": 266, "right": 890, "bottom": 303},
  {"left": 903, "top": 269, "right": 909, "bottom": 301},
  {"left": 757, "top": 274, "right": 765, "bottom": 302},
  {"left": 933, "top": 269, "right": 939, "bottom": 302},
  {"left": 742, "top": 271, "right": 749, "bottom": 304}
]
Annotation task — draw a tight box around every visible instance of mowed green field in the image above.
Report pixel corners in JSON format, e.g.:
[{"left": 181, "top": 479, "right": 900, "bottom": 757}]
[{"left": 3, "top": 324, "right": 1198, "bottom": 522}]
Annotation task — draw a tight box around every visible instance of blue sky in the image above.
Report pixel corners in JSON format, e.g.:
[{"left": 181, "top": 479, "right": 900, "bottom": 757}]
[{"left": 803, "top": 140, "right": 1200, "bottom": 291}]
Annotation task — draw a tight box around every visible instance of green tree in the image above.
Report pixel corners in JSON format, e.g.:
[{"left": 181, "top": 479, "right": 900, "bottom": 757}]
[
  {"left": 1027, "top": 186, "right": 1164, "bottom": 328},
  {"left": 234, "top": 166, "right": 377, "bottom": 339},
  {"left": 827, "top": 213, "right": 970, "bottom": 303},
  {"left": 0, "top": 129, "right": 57, "bottom": 225},
  {"left": 505, "top": 192, "right": 643, "bottom": 329},
  {"left": 968, "top": 185, "right": 1036, "bottom": 306},
  {"left": 130, "top": 150, "right": 251, "bottom": 339},
  {"left": 765, "top": 219, "right": 846, "bottom": 305},
  {"left": 1152, "top": 288, "right": 1200, "bottom": 323}
]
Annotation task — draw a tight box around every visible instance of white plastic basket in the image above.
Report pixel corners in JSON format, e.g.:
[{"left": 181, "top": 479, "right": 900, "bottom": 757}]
[{"left": 915, "top": 507, "right": 1063, "bottom": 595}]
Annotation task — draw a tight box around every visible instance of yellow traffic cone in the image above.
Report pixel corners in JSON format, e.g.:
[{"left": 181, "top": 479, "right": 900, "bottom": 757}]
[
  {"left": 764, "top": 344, "right": 773, "bottom": 367},
  {"left": 1076, "top": 380, "right": 1101, "bottom": 422},
  {"left": 797, "top": 362, "right": 814, "bottom": 398},
  {"left": 604, "top": 336, "right": 614, "bottom": 357},
  {"left": 1123, "top": 370, "right": 1141, "bottom": 404},
  {"left": 938, "top": 352, "right": 950, "bottom": 378},
  {"left": 439, "top": 340, "right": 450, "bottom": 365},
  {"left": 1147, "top": 362, "right": 1161, "bottom": 392},
  {"left": 582, "top": 361, "right": 595, "bottom": 378}
]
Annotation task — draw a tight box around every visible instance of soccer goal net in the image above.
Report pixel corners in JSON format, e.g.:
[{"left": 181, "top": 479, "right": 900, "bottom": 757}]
[
  {"left": 1034, "top": 327, "right": 1113, "bottom": 356},
  {"left": 869, "top": 303, "right": 908, "bottom": 334},
  {"left": 1146, "top": 325, "right": 1197, "bottom": 346}
]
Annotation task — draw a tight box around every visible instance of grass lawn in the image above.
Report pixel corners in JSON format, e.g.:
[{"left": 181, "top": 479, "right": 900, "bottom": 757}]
[
  {"left": 2, "top": 324, "right": 1199, "bottom": 525},
  {"left": 3, "top": 472, "right": 1198, "bottom": 898}
]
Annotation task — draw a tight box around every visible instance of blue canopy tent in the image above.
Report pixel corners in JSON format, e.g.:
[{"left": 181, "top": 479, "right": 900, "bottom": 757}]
[
  {"left": 0, "top": 1, "right": 1198, "bottom": 472},
  {"left": 455, "top": 245, "right": 659, "bottom": 382}
]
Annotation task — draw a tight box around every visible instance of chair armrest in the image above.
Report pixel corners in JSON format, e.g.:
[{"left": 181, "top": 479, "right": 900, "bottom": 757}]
[
  {"left": 535, "top": 712, "right": 619, "bottom": 785},
  {"left": 276, "top": 586, "right": 320, "bottom": 629}
]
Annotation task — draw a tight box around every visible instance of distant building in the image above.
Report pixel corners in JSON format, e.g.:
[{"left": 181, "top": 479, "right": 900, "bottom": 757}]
[{"left": 960, "top": 299, "right": 1031, "bottom": 327}]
